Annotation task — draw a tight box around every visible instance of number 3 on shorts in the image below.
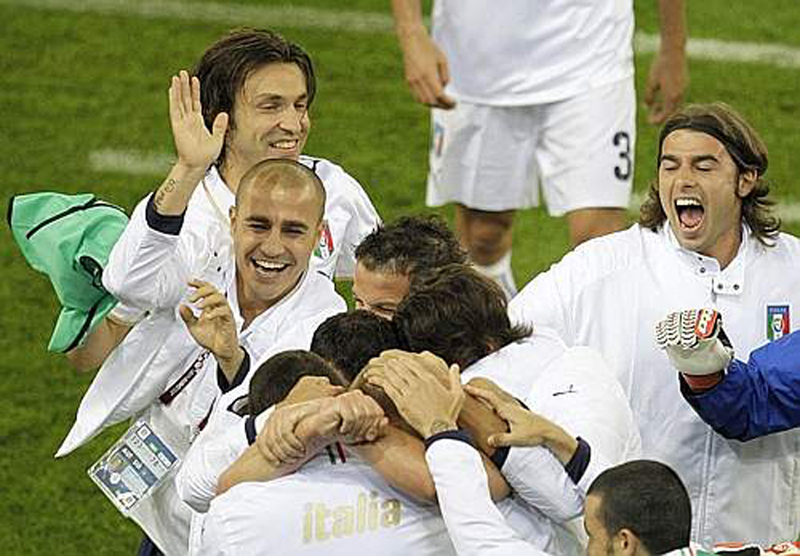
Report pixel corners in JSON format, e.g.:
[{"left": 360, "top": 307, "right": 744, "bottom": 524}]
[{"left": 613, "top": 131, "right": 631, "bottom": 181}]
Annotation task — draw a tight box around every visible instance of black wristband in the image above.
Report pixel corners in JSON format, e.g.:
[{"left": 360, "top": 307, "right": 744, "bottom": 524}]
[
  {"left": 564, "top": 436, "right": 591, "bottom": 484},
  {"left": 424, "top": 429, "right": 474, "bottom": 450},
  {"left": 490, "top": 446, "right": 510, "bottom": 470},
  {"left": 244, "top": 415, "right": 258, "bottom": 445},
  {"left": 145, "top": 192, "right": 185, "bottom": 235},
  {"left": 217, "top": 348, "right": 250, "bottom": 393}
]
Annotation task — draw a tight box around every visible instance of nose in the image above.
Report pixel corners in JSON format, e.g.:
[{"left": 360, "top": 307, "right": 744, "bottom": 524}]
[
  {"left": 278, "top": 105, "right": 306, "bottom": 134},
  {"left": 260, "top": 227, "right": 285, "bottom": 257}
]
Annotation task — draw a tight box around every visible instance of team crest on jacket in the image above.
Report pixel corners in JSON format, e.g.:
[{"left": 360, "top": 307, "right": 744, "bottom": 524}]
[
  {"left": 766, "top": 304, "right": 790, "bottom": 341},
  {"left": 314, "top": 220, "right": 334, "bottom": 260},
  {"left": 432, "top": 122, "right": 444, "bottom": 157}
]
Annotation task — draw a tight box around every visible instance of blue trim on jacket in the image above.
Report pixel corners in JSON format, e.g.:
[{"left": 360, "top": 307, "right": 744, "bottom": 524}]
[{"left": 682, "top": 330, "right": 800, "bottom": 441}]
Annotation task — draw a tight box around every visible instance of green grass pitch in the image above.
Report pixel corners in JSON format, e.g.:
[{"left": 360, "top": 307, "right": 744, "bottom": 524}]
[{"left": 1, "top": 0, "right": 799, "bottom": 552}]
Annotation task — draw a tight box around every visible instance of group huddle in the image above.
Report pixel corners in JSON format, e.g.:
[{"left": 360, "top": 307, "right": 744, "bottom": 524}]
[{"left": 10, "top": 24, "right": 799, "bottom": 556}]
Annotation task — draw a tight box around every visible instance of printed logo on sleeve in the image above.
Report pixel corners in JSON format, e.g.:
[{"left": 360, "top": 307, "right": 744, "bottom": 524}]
[{"left": 313, "top": 220, "right": 334, "bottom": 261}]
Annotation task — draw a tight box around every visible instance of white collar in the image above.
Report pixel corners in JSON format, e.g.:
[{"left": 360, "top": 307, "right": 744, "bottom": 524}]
[{"left": 662, "top": 223, "right": 749, "bottom": 297}]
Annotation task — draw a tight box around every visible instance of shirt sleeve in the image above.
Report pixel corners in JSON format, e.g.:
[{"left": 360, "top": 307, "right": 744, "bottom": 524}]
[
  {"left": 176, "top": 414, "right": 251, "bottom": 513},
  {"left": 508, "top": 253, "right": 574, "bottom": 344},
  {"left": 102, "top": 193, "right": 205, "bottom": 310},
  {"left": 681, "top": 331, "right": 800, "bottom": 441},
  {"left": 333, "top": 174, "right": 381, "bottom": 279},
  {"left": 500, "top": 445, "right": 584, "bottom": 522},
  {"left": 526, "top": 347, "right": 641, "bottom": 497},
  {"left": 194, "top": 507, "right": 235, "bottom": 556},
  {"left": 426, "top": 437, "right": 549, "bottom": 556}
]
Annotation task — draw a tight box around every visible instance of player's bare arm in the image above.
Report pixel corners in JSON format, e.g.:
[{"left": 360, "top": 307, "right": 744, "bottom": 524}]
[
  {"left": 154, "top": 70, "right": 228, "bottom": 215},
  {"left": 65, "top": 315, "right": 133, "bottom": 372},
  {"left": 645, "top": 0, "right": 688, "bottom": 124},
  {"left": 391, "top": 0, "right": 455, "bottom": 109}
]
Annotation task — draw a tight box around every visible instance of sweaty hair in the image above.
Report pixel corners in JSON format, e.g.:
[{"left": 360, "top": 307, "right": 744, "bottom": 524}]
[
  {"left": 355, "top": 215, "right": 467, "bottom": 279},
  {"left": 639, "top": 102, "right": 780, "bottom": 245},
  {"left": 393, "top": 264, "right": 532, "bottom": 370},
  {"left": 236, "top": 158, "right": 326, "bottom": 222},
  {"left": 192, "top": 28, "right": 316, "bottom": 168},
  {"left": 310, "top": 310, "right": 401, "bottom": 382},
  {"left": 588, "top": 460, "right": 692, "bottom": 554},
  {"left": 248, "top": 350, "right": 347, "bottom": 415}
]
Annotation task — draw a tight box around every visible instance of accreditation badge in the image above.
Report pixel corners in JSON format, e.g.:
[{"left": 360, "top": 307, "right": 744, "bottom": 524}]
[{"left": 88, "top": 420, "right": 179, "bottom": 516}]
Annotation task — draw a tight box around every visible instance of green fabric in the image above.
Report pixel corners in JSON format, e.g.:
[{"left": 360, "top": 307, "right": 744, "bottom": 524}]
[{"left": 7, "top": 192, "right": 129, "bottom": 352}]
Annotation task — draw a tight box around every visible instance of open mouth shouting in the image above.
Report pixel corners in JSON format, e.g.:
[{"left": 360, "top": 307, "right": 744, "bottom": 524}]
[{"left": 675, "top": 197, "right": 704, "bottom": 232}]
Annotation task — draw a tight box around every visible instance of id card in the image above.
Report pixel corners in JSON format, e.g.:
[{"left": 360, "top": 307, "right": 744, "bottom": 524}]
[{"left": 88, "top": 421, "right": 179, "bottom": 515}]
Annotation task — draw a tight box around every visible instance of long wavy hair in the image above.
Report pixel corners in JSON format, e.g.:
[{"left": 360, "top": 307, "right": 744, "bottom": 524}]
[{"left": 639, "top": 102, "right": 780, "bottom": 245}]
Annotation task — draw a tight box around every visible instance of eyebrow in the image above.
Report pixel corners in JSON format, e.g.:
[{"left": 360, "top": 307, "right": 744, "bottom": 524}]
[
  {"left": 252, "top": 92, "right": 309, "bottom": 103},
  {"left": 660, "top": 154, "right": 720, "bottom": 165},
  {"left": 281, "top": 219, "right": 310, "bottom": 231}
]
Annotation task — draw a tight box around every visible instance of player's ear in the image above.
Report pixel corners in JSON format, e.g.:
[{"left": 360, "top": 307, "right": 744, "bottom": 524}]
[
  {"left": 736, "top": 168, "right": 757, "bottom": 198},
  {"left": 229, "top": 206, "right": 237, "bottom": 235},
  {"left": 614, "top": 529, "right": 640, "bottom": 556}
]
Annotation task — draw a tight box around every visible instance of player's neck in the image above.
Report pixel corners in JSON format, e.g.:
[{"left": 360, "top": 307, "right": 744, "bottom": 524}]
[{"left": 219, "top": 159, "right": 245, "bottom": 196}]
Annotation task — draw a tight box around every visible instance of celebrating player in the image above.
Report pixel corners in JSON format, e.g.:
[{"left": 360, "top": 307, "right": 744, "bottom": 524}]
[{"left": 510, "top": 103, "right": 800, "bottom": 544}]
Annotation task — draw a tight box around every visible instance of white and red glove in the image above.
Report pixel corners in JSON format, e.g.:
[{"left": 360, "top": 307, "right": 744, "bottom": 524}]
[{"left": 655, "top": 309, "right": 734, "bottom": 376}]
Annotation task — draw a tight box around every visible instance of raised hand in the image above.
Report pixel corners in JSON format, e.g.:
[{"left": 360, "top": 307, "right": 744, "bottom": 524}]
[
  {"left": 655, "top": 308, "right": 734, "bottom": 376},
  {"left": 169, "top": 70, "right": 229, "bottom": 171},
  {"left": 179, "top": 279, "right": 242, "bottom": 381}
]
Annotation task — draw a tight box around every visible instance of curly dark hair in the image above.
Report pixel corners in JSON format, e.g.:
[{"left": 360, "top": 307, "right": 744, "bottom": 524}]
[
  {"left": 393, "top": 264, "right": 532, "bottom": 370},
  {"left": 639, "top": 102, "right": 779, "bottom": 245},
  {"left": 355, "top": 215, "right": 467, "bottom": 279},
  {"left": 192, "top": 28, "right": 316, "bottom": 169}
]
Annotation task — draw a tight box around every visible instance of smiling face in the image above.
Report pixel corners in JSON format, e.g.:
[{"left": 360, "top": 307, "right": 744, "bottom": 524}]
[
  {"left": 222, "top": 62, "right": 310, "bottom": 181},
  {"left": 231, "top": 170, "right": 323, "bottom": 316},
  {"left": 352, "top": 262, "right": 411, "bottom": 320},
  {"left": 658, "top": 129, "right": 756, "bottom": 267}
]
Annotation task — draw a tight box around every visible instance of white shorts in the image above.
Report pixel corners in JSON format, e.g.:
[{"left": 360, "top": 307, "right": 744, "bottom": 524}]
[{"left": 426, "top": 78, "right": 636, "bottom": 216}]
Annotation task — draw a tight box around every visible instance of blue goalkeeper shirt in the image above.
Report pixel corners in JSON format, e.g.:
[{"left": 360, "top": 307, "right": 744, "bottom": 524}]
[{"left": 680, "top": 330, "right": 800, "bottom": 441}]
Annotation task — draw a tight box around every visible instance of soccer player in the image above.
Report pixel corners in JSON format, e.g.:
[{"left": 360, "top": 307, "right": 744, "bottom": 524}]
[
  {"left": 353, "top": 214, "right": 466, "bottom": 319},
  {"left": 509, "top": 103, "right": 800, "bottom": 544},
  {"left": 391, "top": 0, "right": 687, "bottom": 297},
  {"left": 58, "top": 77, "right": 346, "bottom": 553},
  {"left": 195, "top": 384, "right": 457, "bottom": 556},
  {"left": 371, "top": 352, "right": 693, "bottom": 556},
  {"left": 175, "top": 311, "right": 403, "bottom": 514},
  {"left": 66, "top": 28, "right": 379, "bottom": 371},
  {"left": 656, "top": 308, "right": 800, "bottom": 441},
  {"left": 390, "top": 264, "right": 640, "bottom": 554}
]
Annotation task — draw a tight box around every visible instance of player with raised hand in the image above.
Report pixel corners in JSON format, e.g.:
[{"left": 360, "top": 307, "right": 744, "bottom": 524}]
[{"left": 657, "top": 308, "right": 800, "bottom": 441}]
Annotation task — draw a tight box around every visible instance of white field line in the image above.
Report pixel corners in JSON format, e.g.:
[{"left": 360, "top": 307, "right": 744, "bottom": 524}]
[
  {"left": 4, "top": 0, "right": 800, "bottom": 68},
  {"left": 91, "top": 148, "right": 800, "bottom": 223}
]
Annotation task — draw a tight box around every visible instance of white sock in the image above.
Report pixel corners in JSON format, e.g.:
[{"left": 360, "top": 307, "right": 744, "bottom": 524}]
[{"left": 473, "top": 251, "right": 517, "bottom": 300}]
